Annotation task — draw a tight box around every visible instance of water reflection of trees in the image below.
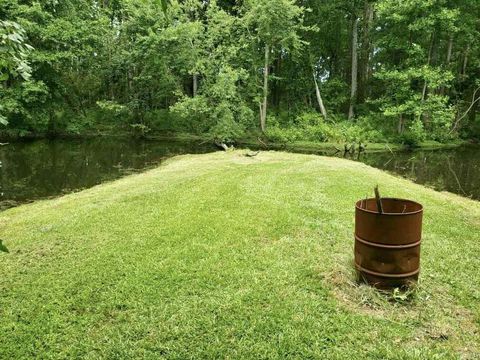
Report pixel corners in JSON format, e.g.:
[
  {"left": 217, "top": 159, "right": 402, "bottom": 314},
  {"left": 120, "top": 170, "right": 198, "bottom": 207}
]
[
  {"left": 1, "top": 141, "right": 479, "bottom": 207},
  {"left": 0, "top": 139, "right": 214, "bottom": 205},
  {"left": 360, "top": 148, "right": 479, "bottom": 200}
]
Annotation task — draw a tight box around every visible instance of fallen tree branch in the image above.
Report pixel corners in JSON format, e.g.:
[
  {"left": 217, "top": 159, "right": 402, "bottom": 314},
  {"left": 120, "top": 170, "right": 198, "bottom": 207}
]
[
  {"left": 257, "top": 137, "right": 268, "bottom": 148},
  {"left": 214, "top": 141, "right": 230, "bottom": 151}
]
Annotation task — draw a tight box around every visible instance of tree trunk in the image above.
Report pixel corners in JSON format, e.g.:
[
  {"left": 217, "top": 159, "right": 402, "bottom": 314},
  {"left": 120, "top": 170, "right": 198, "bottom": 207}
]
[
  {"left": 421, "top": 33, "right": 434, "bottom": 102},
  {"left": 462, "top": 45, "right": 469, "bottom": 76},
  {"left": 313, "top": 73, "right": 327, "bottom": 120},
  {"left": 397, "top": 114, "right": 404, "bottom": 134},
  {"left": 420, "top": 82, "right": 428, "bottom": 103},
  {"left": 193, "top": 74, "right": 198, "bottom": 97},
  {"left": 260, "top": 44, "right": 269, "bottom": 132},
  {"left": 272, "top": 57, "right": 282, "bottom": 108},
  {"left": 446, "top": 35, "right": 454, "bottom": 65},
  {"left": 440, "top": 35, "right": 454, "bottom": 96},
  {"left": 358, "top": 2, "right": 374, "bottom": 103},
  {"left": 348, "top": 17, "right": 359, "bottom": 120},
  {"left": 419, "top": 32, "right": 435, "bottom": 123}
]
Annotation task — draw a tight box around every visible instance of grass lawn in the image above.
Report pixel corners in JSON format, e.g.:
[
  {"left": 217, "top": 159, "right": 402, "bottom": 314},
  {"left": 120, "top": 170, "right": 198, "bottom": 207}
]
[{"left": 1, "top": 151, "right": 479, "bottom": 359}]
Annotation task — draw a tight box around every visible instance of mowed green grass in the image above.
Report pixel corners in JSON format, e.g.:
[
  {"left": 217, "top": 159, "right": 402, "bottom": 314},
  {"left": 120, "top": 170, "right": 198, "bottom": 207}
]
[{"left": 1, "top": 151, "right": 479, "bottom": 359}]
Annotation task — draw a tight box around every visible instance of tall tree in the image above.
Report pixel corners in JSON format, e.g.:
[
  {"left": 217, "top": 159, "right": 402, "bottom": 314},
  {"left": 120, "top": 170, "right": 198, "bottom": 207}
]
[
  {"left": 348, "top": 16, "right": 359, "bottom": 120},
  {"left": 358, "top": 1, "right": 374, "bottom": 104},
  {"left": 244, "top": 0, "right": 308, "bottom": 132}
]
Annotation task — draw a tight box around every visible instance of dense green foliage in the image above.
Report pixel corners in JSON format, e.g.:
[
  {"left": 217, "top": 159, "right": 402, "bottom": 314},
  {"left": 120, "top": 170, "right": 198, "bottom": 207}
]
[
  {"left": 0, "top": 19, "right": 33, "bottom": 125},
  {"left": 1, "top": 151, "right": 480, "bottom": 357},
  {"left": 1, "top": 0, "right": 479, "bottom": 144}
]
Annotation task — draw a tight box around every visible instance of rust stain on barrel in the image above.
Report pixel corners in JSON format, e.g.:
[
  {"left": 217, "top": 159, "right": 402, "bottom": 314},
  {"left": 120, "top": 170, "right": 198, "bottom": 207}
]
[{"left": 354, "top": 198, "right": 423, "bottom": 289}]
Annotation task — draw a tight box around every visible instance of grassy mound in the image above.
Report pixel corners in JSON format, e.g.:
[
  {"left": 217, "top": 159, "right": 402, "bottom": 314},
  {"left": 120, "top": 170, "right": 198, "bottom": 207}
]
[{"left": 1, "top": 151, "right": 479, "bottom": 358}]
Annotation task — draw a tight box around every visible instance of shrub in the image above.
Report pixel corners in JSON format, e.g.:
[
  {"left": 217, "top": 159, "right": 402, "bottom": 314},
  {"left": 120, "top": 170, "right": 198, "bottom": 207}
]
[
  {"left": 170, "top": 66, "right": 252, "bottom": 143},
  {"left": 292, "top": 112, "right": 324, "bottom": 127},
  {"left": 209, "top": 104, "right": 246, "bottom": 143},
  {"left": 266, "top": 111, "right": 388, "bottom": 145},
  {"left": 144, "top": 109, "right": 183, "bottom": 132},
  {"left": 398, "top": 120, "right": 426, "bottom": 148}
]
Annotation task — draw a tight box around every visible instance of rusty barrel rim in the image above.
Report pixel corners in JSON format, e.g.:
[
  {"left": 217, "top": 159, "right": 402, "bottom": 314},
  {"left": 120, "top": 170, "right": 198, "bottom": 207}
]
[{"left": 355, "top": 197, "right": 423, "bottom": 216}]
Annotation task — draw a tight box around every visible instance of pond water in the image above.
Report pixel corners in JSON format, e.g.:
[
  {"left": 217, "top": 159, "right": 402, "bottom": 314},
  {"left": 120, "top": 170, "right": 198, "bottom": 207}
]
[
  {"left": 0, "top": 138, "right": 215, "bottom": 209},
  {"left": 349, "top": 146, "right": 480, "bottom": 200},
  {"left": 1, "top": 138, "right": 479, "bottom": 210}
]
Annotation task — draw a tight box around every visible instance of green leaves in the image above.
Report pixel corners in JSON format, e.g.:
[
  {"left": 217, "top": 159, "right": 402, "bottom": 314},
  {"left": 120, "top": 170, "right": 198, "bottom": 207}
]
[
  {"left": 0, "top": 0, "right": 479, "bottom": 140},
  {"left": 244, "top": 0, "right": 309, "bottom": 52},
  {"left": 0, "top": 112, "right": 8, "bottom": 126},
  {"left": 0, "top": 20, "right": 33, "bottom": 83},
  {"left": 160, "top": 0, "right": 171, "bottom": 13}
]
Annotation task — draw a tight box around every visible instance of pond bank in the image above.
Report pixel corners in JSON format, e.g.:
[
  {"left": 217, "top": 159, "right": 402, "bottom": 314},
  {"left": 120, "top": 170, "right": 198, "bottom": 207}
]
[
  {"left": 238, "top": 138, "right": 470, "bottom": 153},
  {"left": 1, "top": 138, "right": 479, "bottom": 211},
  {"left": 1, "top": 151, "right": 479, "bottom": 358},
  {"left": 0, "top": 129, "right": 470, "bottom": 153}
]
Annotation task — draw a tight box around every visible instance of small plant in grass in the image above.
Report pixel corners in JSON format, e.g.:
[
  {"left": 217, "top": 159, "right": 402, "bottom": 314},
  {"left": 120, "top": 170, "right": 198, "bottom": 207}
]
[
  {"left": 390, "top": 286, "right": 417, "bottom": 304},
  {"left": 0, "top": 239, "right": 8, "bottom": 253},
  {"left": 353, "top": 284, "right": 418, "bottom": 310}
]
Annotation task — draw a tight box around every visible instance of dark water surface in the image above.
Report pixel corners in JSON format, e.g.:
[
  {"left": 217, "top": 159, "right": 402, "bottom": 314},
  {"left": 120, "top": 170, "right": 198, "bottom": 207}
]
[
  {"left": 0, "top": 138, "right": 215, "bottom": 209},
  {"left": 291, "top": 145, "right": 479, "bottom": 201},
  {"left": 1, "top": 138, "right": 479, "bottom": 209},
  {"left": 358, "top": 146, "right": 480, "bottom": 200}
]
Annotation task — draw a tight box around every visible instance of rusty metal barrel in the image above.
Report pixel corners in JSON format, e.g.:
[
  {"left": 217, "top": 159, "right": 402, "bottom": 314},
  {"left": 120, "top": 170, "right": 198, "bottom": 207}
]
[{"left": 354, "top": 198, "right": 423, "bottom": 289}]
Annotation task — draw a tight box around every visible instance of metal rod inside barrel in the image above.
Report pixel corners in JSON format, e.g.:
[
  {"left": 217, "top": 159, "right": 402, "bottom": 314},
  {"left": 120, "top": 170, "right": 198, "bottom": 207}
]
[{"left": 374, "top": 185, "right": 384, "bottom": 214}]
